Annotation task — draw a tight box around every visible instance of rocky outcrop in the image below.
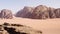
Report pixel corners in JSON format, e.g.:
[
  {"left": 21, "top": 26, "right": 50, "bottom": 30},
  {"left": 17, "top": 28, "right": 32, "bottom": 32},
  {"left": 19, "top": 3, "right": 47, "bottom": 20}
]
[
  {"left": 16, "top": 5, "right": 50, "bottom": 19},
  {"left": 54, "top": 8, "right": 60, "bottom": 18},
  {"left": 32, "top": 5, "right": 49, "bottom": 19},
  {"left": 0, "top": 22, "right": 42, "bottom": 34},
  {"left": 48, "top": 7, "right": 56, "bottom": 18},
  {"left": 0, "top": 9, "right": 13, "bottom": 19},
  {"left": 16, "top": 5, "right": 60, "bottom": 19},
  {"left": 0, "top": 5, "right": 59, "bottom": 19},
  {"left": 16, "top": 6, "right": 34, "bottom": 18}
]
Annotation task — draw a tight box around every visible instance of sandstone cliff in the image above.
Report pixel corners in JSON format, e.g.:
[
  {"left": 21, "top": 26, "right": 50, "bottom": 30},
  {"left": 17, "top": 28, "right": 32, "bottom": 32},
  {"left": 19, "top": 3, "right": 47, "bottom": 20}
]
[{"left": 16, "top": 5, "right": 60, "bottom": 19}]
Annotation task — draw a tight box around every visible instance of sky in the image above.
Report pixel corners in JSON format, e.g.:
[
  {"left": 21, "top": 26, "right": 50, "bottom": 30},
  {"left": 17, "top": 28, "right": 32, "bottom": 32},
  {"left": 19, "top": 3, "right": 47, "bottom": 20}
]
[{"left": 0, "top": 0, "right": 60, "bottom": 14}]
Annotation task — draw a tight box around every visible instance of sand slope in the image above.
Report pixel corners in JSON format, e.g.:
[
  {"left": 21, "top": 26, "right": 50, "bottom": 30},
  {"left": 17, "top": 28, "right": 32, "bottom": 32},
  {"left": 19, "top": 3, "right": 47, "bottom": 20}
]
[{"left": 0, "top": 17, "right": 60, "bottom": 34}]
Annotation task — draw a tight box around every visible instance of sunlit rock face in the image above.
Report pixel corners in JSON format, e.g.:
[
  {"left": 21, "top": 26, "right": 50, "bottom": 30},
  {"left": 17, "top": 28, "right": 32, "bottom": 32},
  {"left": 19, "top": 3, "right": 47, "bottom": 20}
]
[
  {"left": 48, "top": 7, "right": 56, "bottom": 18},
  {"left": 48, "top": 8, "right": 60, "bottom": 18},
  {"left": 32, "top": 5, "right": 49, "bottom": 19},
  {"left": 54, "top": 8, "right": 60, "bottom": 18},
  {"left": 16, "top": 5, "right": 50, "bottom": 19},
  {"left": 0, "top": 9, "right": 13, "bottom": 19},
  {"left": 0, "top": 22, "right": 42, "bottom": 34},
  {"left": 16, "top": 6, "right": 34, "bottom": 18},
  {"left": 16, "top": 5, "right": 60, "bottom": 19},
  {"left": 0, "top": 13, "right": 1, "bottom": 18}
]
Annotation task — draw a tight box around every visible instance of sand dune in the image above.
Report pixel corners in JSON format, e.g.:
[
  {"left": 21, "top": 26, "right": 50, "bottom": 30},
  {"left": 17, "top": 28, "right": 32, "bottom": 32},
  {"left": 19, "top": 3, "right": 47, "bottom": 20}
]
[{"left": 0, "top": 17, "right": 60, "bottom": 34}]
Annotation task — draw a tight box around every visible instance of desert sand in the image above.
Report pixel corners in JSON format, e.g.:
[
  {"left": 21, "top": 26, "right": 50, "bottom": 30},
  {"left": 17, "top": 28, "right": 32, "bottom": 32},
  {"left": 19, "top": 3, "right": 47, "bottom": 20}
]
[{"left": 0, "top": 17, "right": 60, "bottom": 34}]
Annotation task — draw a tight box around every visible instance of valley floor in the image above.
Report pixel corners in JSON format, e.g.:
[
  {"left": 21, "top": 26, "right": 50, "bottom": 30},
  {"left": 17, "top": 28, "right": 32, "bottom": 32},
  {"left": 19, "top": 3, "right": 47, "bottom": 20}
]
[{"left": 0, "top": 17, "right": 60, "bottom": 34}]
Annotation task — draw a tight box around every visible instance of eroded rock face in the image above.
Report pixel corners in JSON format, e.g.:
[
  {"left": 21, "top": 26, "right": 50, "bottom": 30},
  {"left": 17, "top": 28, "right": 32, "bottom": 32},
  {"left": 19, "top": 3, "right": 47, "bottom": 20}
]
[
  {"left": 16, "top": 5, "right": 60, "bottom": 19},
  {"left": 0, "top": 13, "right": 1, "bottom": 18},
  {"left": 32, "top": 5, "right": 49, "bottom": 19},
  {"left": 16, "top": 6, "right": 34, "bottom": 18},
  {"left": 0, "top": 9, "right": 13, "bottom": 19},
  {"left": 16, "top": 5, "right": 50, "bottom": 19},
  {"left": 48, "top": 7, "right": 56, "bottom": 18},
  {"left": 54, "top": 8, "right": 60, "bottom": 18},
  {"left": 0, "top": 22, "right": 42, "bottom": 34}
]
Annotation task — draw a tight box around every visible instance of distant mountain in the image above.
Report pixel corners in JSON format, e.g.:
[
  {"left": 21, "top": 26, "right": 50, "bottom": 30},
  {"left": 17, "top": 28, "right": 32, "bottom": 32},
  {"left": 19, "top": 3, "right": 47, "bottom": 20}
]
[
  {"left": 0, "top": 9, "right": 13, "bottom": 19},
  {"left": 16, "top": 5, "right": 60, "bottom": 19},
  {"left": 16, "top": 6, "right": 34, "bottom": 18}
]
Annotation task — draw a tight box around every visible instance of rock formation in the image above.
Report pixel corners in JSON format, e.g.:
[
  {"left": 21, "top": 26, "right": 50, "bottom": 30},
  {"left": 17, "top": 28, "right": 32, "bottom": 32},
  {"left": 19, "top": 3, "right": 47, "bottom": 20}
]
[
  {"left": 0, "top": 9, "right": 13, "bottom": 19},
  {"left": 0, "top": 5, "right": 59, "bottom": 19},
  {"left": 32, "top": 5, "right": 49, "bottom": 19},
  {"left": 16, "top": 6, "right": 34, "bottom": 18},
  {"left": 48, "top": 7, "right": 56, "bottom": 18},
  {"left": 54, "top": 8, "right": 60, "bottom": 18},
  {"left": 16, "top": 5, "right": 60, "bottom": 19},
  {"left": 0, "top": 22, "right": 42, "bottom": 34}
]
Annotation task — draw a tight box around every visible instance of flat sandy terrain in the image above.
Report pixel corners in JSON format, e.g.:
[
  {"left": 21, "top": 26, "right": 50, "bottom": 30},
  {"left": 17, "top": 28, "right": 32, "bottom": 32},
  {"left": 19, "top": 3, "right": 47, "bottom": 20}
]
[{"left": 0, "top": 17, "right": 60, "bottom": 34}]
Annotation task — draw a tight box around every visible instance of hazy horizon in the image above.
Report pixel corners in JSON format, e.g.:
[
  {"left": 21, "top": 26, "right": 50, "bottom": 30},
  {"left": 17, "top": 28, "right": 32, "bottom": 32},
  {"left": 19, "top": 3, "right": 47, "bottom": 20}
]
[{"left": 0, "top": 0, "right": 60, "bottom": 14}]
